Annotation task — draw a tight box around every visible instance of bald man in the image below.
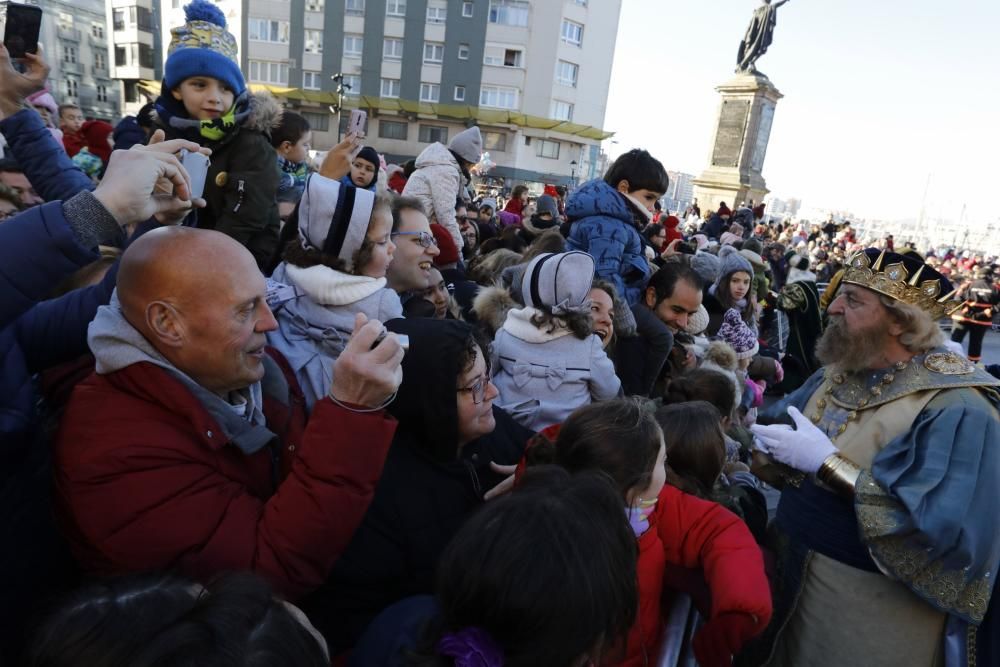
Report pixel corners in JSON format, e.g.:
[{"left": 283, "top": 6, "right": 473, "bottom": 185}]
[{"left": 54, "top": 226, "right": 404, "bottom": 600}]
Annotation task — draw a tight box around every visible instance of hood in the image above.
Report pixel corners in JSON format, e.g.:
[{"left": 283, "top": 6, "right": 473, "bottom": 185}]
[
  {"left": 786, "top": 267, "right": 817, "bottom": 284},
  {"left": 415, "top": 141, "right": 459, "bottom": 170},
  {"left": 472, "top": 285, "right": 518, "bottom": 338},
  {"left": 88, "top": 292, "right": 274, "bottom": 454},
  {"left": 564, "top": 179, "right": 632, "bottom": 225},
  {"left": 385, "top": 318, "right": 477, "bottom": 462}
]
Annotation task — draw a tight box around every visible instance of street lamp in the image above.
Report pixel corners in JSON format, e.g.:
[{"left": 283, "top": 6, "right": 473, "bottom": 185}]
[
  {"left": 329, "top": 73, "right": 352, "bottom": 141},
  {"left": 569, "top": 160, "right": 577, "bottom": 187}
]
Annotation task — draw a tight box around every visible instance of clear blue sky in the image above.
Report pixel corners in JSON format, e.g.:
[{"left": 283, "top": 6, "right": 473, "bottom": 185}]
[{"left": 603, "top": 0, "right": 1000, "bottom": 224}]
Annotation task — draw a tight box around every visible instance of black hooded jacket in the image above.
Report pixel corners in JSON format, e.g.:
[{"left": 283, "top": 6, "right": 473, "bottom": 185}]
[{"left": 302, "top": 318, "right": 532, "bottom": 654}]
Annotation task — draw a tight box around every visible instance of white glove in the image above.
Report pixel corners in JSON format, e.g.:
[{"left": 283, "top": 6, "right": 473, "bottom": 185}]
[{"left": 750, "top": 406, "right": 837, "bottom": 473}]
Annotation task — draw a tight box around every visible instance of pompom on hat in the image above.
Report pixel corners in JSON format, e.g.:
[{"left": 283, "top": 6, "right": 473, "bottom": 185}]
[
  {"left": 521, "top": 251, "right": 596, "bottom": 316},
  {"left": 297, "top": 173, "right": 376, "bottom": 270},
  {"left": 717, "top": 308, "right": 759, "bottom": 360},
  {"left": 164, "top": 0, "right": 246, "bottom": 96}
]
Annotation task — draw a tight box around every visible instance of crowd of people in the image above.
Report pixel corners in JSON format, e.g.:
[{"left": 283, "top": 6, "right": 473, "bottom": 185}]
[{"left": 1, "top": 2, "right": 1000, "bottom": 666}]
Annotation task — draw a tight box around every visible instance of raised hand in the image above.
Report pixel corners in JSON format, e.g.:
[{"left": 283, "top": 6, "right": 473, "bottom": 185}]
[
  {"left": 0, "top": 44, "right": 50, "bottom": 117},
  {"left": 329, "top": 313, "right": 405, "bottom": 408}
]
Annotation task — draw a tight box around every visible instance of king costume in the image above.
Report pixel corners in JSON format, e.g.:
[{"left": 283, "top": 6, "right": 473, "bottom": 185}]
[{"left": 751, "top": 249, "right": 1000, "bottom": 667}]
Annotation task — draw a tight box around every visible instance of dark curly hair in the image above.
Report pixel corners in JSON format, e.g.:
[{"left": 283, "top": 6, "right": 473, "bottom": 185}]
[{"left": 529, "top": 309, "right": 593, "bottom": 340}]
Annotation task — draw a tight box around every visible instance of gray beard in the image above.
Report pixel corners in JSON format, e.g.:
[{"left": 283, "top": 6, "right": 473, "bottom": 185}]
[{"left": 814, "top": 316, "right": 885, "bottom": 374}]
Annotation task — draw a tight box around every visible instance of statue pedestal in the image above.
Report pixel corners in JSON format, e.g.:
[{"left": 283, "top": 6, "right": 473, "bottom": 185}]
[{"left": 693, "top": 73, "right": 782, "bottom": 213}]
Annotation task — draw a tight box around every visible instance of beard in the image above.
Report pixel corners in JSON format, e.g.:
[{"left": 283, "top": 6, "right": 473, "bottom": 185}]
[{"left": 814, "top": 315, "right": 886, "bottom": 373}]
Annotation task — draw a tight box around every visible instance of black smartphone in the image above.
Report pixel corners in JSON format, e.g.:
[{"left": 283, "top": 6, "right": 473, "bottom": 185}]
[{"left": 4, "top": 3, "right": 42, "bottom": 59}]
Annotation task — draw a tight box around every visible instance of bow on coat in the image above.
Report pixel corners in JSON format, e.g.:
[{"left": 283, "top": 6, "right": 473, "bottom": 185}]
[{"left": 511, "top": 362, "right": 568, "bottom": 391}]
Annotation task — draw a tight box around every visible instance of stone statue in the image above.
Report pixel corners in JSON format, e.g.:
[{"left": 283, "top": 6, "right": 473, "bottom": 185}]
[{"left": 736, "top": 0, "right": 792, "bottom": 75}]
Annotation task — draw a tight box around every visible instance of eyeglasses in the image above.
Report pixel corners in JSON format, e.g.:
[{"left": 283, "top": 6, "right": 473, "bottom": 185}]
[
  {"left": 391, "top": 231, "right": 438, "bottom": 248},
  {"left": 458, "top": 373, "right": 493, "bottom": 405}
]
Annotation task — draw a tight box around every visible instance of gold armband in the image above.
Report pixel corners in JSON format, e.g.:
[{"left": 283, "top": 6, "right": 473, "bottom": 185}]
[{"left": 817, "top": 453, "right": 862, "bottom": 497}]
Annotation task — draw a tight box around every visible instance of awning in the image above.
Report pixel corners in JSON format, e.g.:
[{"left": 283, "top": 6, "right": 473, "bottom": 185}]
[{"left": 138, "top": 81, "right": 615, "bottom": 141}]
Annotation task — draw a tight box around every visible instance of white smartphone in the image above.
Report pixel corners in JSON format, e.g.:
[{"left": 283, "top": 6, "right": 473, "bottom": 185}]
[
  {"left": 179, "top": 149, "right": 211, "bottom": 200},
  {"left": 347, "top": 109, "right": 367, "bottom": 137}
]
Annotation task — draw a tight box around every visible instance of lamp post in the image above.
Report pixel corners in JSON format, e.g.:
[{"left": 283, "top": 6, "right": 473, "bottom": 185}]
[
  {"left": 569, "top": 160, "right": 577, "bottom": 188},
  {"left": 329, "top": 73, "right": 352, "bottom": 141}
]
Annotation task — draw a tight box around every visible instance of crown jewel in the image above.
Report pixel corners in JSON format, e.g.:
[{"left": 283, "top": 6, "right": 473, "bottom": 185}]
[{"left": 841, "top": 250, "right": 963, "bottom": 320}]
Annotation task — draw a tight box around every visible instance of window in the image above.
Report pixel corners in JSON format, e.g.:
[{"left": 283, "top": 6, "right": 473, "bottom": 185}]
[
  {"left": 484, "top": 46, "right": 522, "bottom": 67},
  {"left": 536, "top": 139, "right": 560, "bottom": 159},
  {"left": 96, "top": 85, "right": 108, "bottom": 102},
  {"left": 504, "top": 49, "right": 523, "bottom": 67},
  {"left": 301, "top": 111, "right": 329, "bottom": 132},
  {"left": 453, "top": 85, "right": 466, "bottom": 101},
  {"left": 342, "top": 74, "right": 361, "bottom": 95},
  {"left": 458, "top": 43, "right": 470, "bottom": 60},
  {"left": 94, "top": 51, "right": 106, "bottom": 70},
  {"left": 124, "top": 80, "right": 139, "bottom": 103},
  {"left": 556, "top": 60, "right": 578, "bottom": 87},
  {"left": 423, "top": 42, "right": 444, "bottom": 63},
  {"left": 560, "top": 19, "right": 583, "bottom": 45},
  {"left": 302, "top": 30, "right": 323, "bottom": 54},
  {"left": 479, "top": 85, "right": 518, "bottom": 110},
  {"left": 248, "top": 60, "right": 289, "bottom": 85},
  {"left": 248, "top": 18, "right": 289, "bottom": 43},
  {"left": 346, "top": 0, "right": 365, "bottom": 12},
  {"left": 488, "top": 0, "right": 529, "bottom": 27},
  {"left": 91, "top": 23, "right": 104, "bottom": 38},
  {"left": 63, "top": 45, "right": 77, "bottom": 64},
  {"left": 551, "top": 100, "right": 573, "bottom": 121},
  {"left": 383, "top": 38, "right": 404, "bottom": 59},
  {"left": 114, "top": 46, "right": 126, "bottom": 66},
  {"left": 139, "top": 43, "right": 154, "bottom": 68},
  {"left": 380, "top": 78, "right": 401, "bottom": 98},
  {"left": 343, "top": 34, "right": 362, "bottom": 57},
  {"left": 171, "top": 0, "right": 179, "bottom": 8},
  {"left": 113, "top": 9, "right": 125, "bottom": 30},
  {"left": 483, "top": 131, "right": 506, "bottom": 151},
  {"left": 386, "top": 0, "right": 406, "bottom": 17},
  {"left": 426, "top": 4, "right": 447, "bottom": 23},
  {"left": 420, "top": 83, "right": 440, "bottom": 102},
  {"left": 65, "top": 78, "right": 78, "bottom": 97},
  {"left": 379, "top": 119, "right": 408, "bottom": 140},
  {"left": 419, "top": 125, "right": 448, "bottom": 144},
  {"left": 462, "top": 1, "right": 473, "bottom": 16},
  {"left": 306, "top": 0, "right": 324, "bottom": 11},
  {"left": 303, "top": 71, "right": 321, "bottom": 90},
  {"left": 135, "top": 6, "right": 153, "bottom": 30}
]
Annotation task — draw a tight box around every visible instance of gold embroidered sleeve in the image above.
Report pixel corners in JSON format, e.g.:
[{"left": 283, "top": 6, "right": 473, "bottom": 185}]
[
  {"left": 778, "top": 283, "right": 807, "bottom": 312},
  {"left": 855, "top": 470, "right": 991, "bottom": 623}
]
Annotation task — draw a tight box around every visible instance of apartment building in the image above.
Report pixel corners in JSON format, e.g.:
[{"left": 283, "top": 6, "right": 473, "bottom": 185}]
[
  {"left": 152, "top": 0, "right": 620, "bottom": 187},
  {"left": 106, "top": 0, "right": 162, "bottom": 115},
  {"left": 1, "top": 0, "right": 120, "bottom": 120}
]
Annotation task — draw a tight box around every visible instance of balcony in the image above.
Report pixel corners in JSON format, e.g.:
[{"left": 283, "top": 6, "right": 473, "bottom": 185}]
[
  {"left": 61, "top": 61, "right": 82, "bottom": 74},
  {"left": 92, "top": 64, "right": 110, "bottom": 77},
  {"left": 58, "top": 26, "right": 82, "bottom": 41},
  {"left": 89, "top": 33, "right": 107, "bottom": 48}
]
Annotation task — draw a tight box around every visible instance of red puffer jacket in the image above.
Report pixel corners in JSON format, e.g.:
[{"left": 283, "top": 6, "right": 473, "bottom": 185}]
[
  {"left": 612, "top": 484, "right": 772, "bottom": 667},
  {"left": 53, "top": 353, "right": 396, "bottom": 601}
]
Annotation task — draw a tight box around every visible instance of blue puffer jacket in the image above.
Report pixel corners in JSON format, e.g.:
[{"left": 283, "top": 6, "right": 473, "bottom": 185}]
[
  {"left": 565, "top": 179, "right": 650, "bottom": 305},
  {"left": 1, "top": 108, "right": 94, "bottom": 203}
]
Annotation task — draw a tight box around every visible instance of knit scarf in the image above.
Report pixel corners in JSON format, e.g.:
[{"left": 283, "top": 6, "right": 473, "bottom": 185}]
[
  {"left": 278, "top": 155, "right": 310, "bottom": 190},
  {"left": 155, "top": 90, "right": 249, "bottom": 144}
]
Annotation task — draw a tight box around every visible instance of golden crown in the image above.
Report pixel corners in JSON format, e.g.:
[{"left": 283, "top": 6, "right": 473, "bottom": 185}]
[{"left": 841, "top": 249, "right": 963, "bottom": 320}]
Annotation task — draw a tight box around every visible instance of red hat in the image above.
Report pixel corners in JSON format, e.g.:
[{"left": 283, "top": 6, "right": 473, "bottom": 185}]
[
  {"left": 430, "top": 223, "right": 459, "bottom": 266},
  {"left": 664, "top": 214, "right": 680, "bottom": 229},
  {"left": 718, "top": 203, "right": 732, "bottom": 217},
  {"left": 752, "top": 204, "right": 765, "bottom": 218},
  {"left": 81, "top": 120, "right": 114, "bottom": 165}
]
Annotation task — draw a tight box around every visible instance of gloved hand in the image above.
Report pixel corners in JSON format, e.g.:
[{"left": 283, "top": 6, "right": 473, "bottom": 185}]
[
  {"left": 750, "top": 406, "right": 837, "bottom": 473},
  {"left": 692, "top": 611, "right": 760, "bottom": 667}
]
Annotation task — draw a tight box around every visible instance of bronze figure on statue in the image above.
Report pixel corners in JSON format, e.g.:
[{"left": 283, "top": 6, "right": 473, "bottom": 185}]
[{"left": 736, "top": 0, "right": 792, "bottom": 75}]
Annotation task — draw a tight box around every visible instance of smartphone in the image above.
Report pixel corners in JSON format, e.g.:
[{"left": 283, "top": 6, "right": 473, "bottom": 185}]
[
  {"left": 371, "top": 331, "right": 409, "bottom": 352},
  {"left": 3, "top": 3, "right": 42, "bottom": 59},
  {"left": 347, "top": 109, "right": 367, "bottom": 137},
  {"left": 179, "top": 149, "right": 210, "bottom": 200}
]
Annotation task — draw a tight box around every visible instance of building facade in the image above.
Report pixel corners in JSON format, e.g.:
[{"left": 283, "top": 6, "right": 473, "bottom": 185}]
[
  {"left": 1, "top": 0, "right": 120, "bottom": 121},
  {"left": 665, "top": 170, "right": 694, "bottom": 213},
  {"left": 151, "top": 0, "right": 620, "bottom": 188},
  {"left": 107, "top": 0, "right": 162, "bottom": 115}
]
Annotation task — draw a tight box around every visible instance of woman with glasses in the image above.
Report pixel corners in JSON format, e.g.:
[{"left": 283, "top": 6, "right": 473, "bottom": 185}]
[{"left": 302, "top": 318, "right": 533, "bottom": 658}]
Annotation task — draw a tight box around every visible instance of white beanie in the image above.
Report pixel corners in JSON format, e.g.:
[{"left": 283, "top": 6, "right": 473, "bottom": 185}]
[
  {"left": 449, "top": 126, "right": 483, "bottom": 164},
  {"left": 298, "top": 173, "right": 375, "bottom": 267},
  {"left": 521, "top": 252, "right": 596, "bottom": 316}
]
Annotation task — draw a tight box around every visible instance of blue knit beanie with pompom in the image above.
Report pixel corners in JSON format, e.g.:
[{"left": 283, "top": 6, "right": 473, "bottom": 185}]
[{"left": 164, "top": 0, "right": 246, "bottom": 96}]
